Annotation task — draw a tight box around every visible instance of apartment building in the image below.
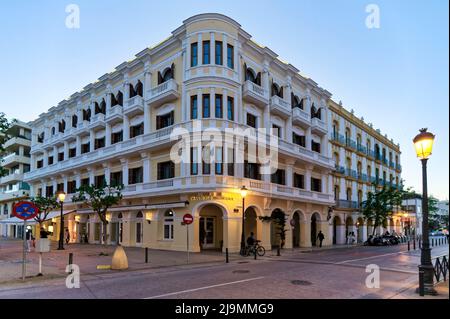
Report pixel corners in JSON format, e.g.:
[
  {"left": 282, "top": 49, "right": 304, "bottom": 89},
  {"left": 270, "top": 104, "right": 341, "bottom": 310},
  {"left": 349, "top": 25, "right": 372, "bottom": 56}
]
[
  {"left": 328, "top": 100, "right": 403, "bottom": 243},
  {"left": 24, "top": 13, "right": 340, "bottom": 252},
  {"left": 0, "top": 120, "right": 32, "bottom": 238}
]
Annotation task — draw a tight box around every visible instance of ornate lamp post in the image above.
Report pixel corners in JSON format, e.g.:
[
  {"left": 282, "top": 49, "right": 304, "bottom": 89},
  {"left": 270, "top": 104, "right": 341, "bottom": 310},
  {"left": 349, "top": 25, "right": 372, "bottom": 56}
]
[
  {"left": 56, "top": 190, "right": 66, "bottom": 250},
  {"left": 239, "top": 185, "right": 248, "bottom": 256},
  {"left": 413, "top": 128, "right": 436, "bottom": 295}
]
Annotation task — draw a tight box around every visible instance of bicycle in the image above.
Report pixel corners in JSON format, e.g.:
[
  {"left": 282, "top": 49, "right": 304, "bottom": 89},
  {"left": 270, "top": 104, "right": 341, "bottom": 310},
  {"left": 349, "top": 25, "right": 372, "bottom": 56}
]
[{"left": 245, "top": 240, "right": 266, "bottom": 257}]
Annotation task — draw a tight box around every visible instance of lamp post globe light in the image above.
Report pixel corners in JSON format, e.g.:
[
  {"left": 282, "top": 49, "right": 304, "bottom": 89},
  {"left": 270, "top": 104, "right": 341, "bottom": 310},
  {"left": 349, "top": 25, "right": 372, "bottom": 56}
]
[
  {"left": 413, "top": 128, "right": 437, "bottom": 295},
  {"left": 56, "top": 190, "right": 66, "bottom": 250},
  {"left": 240, "top": 186, "right": 248, "bottom": 256}
]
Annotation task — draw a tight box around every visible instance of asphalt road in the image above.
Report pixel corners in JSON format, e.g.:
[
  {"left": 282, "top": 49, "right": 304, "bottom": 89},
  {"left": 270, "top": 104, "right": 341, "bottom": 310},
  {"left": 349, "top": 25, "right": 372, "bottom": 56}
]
[{"left": 0, "top": 243, "right": 448, "bottom": 299}]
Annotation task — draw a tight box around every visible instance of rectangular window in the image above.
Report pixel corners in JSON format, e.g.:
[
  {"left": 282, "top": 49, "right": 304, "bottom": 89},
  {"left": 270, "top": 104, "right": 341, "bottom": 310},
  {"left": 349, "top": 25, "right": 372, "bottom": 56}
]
[
  {"left": 130, "top": 123, "right": 144, "bottom": 138},
  {"left": 191, "top": 96, "right": 198, "bottom": 120},
  {"left": 227, "top": 44, "right": 234, "bottom": 69},
  {"left": 312, "top": 141, "right": 321, "bottom": 153},
  {"left": 227, "top": 148, "right": 234, "bottom": 176},
  {"left": 48, "top": 156, "right": 54, "bottom": 165},
  {"left": 215, "top": 94, "right": 223, "bottom": 118},
  {"left": 129, "top": 167, "right": 143, "bottom": 185},
  {"left": 111, "top": 131, "right": 123, "bottom": 144},
  {"left": 81, "top": 178, "right": 89, "bottom": 186},
  {"left": 37, "top": 160, "right": 43, "bottom": 169},
  {"left": 227, "top": 97, "right": 234, "bottom": 121},
  {"left": 247, "top": 113, "right": 257, "bottom": 128},
  {"left": 110, "top": 171, "right": 123, "bottom": 187},
  {"left": 293, "top": 133, "right": 306, "bottom": 147},
  {"left": 67, "top": 181, "right": 76, "bottom": 194},
  {"left": 190, "top": 147, "right": 198, "bottom": 175},
  {"left": 94, "top": 137, "right": 105, "bottom": 150},
  {"left": 244, "top": 161, "right": 261, "bottom": 180},
  {"left": 202, "top": 41, "right": 210, "bottom": 64},
  {"left": 81, "top": 143, "right": 90, "bottom": 154},
  {"left": 311, "top": 178, "right": 322, "bottom": 192},
  {"left": 272, "top": 124, "right": 281, "bottom": 138},
  {"left": 69, "top": 148, "right": 76, "bottom": 158},
  {"left": 58, "top": 152, "right": 64, "bottom": 162},
  {"left": 294, "top": 173, "right": 305, "bottom": 189},
  {"left": 156, "top": 112, "right": 174, "bottom": 130},
  {"left": 46, "top": 186, "right": 54, "bottom": 198},
  {"left": 202, "top": 94, "right": 210, "bottom": 118},
  {"left": 271, "top": 169, "right": 285, "bottom": 185},
  {"left": 215, "top": 41, "right": 223, "bottom": 65},
  {"left": 95, "top": 175, "right": 105, "bottom": 188},
  {"left": 202, "top": 147, "right": 211, "bottom": 175},
  {"left": 215, "top": 147, "right": 223, "bottom": 175},
  {"left": 157, "top": 161, "right": 175, "bottom": 180},
  {"left": 57, "top": 183, "right": 64, "bottom": 192},
  {"left": 191, "top": 42, "right": 198, "bottom": 67}
]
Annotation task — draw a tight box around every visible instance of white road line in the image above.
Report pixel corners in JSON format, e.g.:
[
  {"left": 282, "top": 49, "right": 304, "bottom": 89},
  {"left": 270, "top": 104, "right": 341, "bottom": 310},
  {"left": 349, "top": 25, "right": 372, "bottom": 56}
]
[
  {"left": 144, "top": 276, "right": 265, "bottom": 299},
  {"left": 334, "top": 251, "right": 409, "bottom": 265}
]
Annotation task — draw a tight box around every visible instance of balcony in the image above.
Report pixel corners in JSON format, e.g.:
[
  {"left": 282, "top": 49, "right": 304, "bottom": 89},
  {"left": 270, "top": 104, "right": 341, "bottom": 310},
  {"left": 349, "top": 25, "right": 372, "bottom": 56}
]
[
  {"left": 345, "top": 168, "right": 358, "bottom": 180},
  {"left": 367, "top": 150, "right": 376, "bottom": 160},
  {"left": 0, "top": 186, "right": 30, "bottom": 201},
  {"left": 4, "top": 137, "right": 31, "bottom": 150},
  {"left": 242, "top": 81, "right": 269, "bottom": 107},
  {"left": 0, "top": 172, "right": 23, "bottom": 184},
  {"left": 356, "top": 144, "right": 367, "bottom": 156},
  {"left": 336, "top": 200, "right": 359, "bottom": 210},
  {"left": 344, "top": 139, "right": 357, "bottom": 151},
  {"left": 269, "top": 96, "right": 291, "bottom": 118},
  {"left": 357, "top": 173, "right": 368, "bottom": 183},
  {"left": 396, "top": 163, "right": 402, "bottom": 171},
  {"left": 330, "top": 132, "right": 345, "bottom": 145},
  {"left": 334, "top": 165, "right": 345, "bottom": 175},
  {"left": 311, "top": 118, "right": 327, "bottom": 136},
  {"left": 381, "top": 157, "right": 388, "bottom": 166},
  {"left": 124, "top": 95, "right": 144, "bottom": 117},
  {"left": 89, "top": 113, "right": 106, "bottom": 130},
  {"left": 1, "top": 153, "right": 30, "bottom": 168},
  {"left": 389, "top": 161, "right": 396, "bottom": 169},
  {"left": 105, "top": 105, "right": 123, "bottom": 124},
  {"left": 147, "top": 79, "right": 179, "bottom": 107},
  {"left": 292, "top": 107, "right": 311, "bottom": 128}
]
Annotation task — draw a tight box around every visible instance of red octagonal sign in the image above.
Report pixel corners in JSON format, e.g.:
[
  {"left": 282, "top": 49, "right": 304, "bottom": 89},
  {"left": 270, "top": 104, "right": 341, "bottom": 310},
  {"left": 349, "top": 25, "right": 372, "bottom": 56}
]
[{"left": 183, "top": 214, "right": 194, "bottom": 225}]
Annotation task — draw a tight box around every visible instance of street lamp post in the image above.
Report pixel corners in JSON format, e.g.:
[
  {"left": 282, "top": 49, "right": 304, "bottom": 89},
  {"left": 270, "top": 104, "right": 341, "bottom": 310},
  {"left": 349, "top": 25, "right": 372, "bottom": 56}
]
[
  {"left": 413, "top": 128, "right": 437, "bottom": 295},
  {"left": 240, "top": 186, "right": 248, "bottom": 256},
  {"left": 56, "top": 191, "right": 66, "bottom": 250}
]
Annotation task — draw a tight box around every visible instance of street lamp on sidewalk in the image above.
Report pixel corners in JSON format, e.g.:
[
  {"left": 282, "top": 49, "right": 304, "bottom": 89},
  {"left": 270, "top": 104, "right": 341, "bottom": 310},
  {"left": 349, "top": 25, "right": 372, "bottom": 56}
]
[
  {"left": 240, "top": 185, "right": 248, "bottom": 256},
  {"left": 56, "top": 191, "right": 66, "bottom": 250},
  {"left": 413, "top": 128, "right": 437, "bottom": 295}
]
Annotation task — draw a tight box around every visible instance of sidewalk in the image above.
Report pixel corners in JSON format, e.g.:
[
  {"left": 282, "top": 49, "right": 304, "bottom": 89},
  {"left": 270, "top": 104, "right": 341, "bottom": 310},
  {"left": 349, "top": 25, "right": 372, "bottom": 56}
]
[
  {"left": 389, "top": 280, "right": 449, "bottom": 299},
  {"left": 0, "top": 239, "right": 239, "bottom": 284}
]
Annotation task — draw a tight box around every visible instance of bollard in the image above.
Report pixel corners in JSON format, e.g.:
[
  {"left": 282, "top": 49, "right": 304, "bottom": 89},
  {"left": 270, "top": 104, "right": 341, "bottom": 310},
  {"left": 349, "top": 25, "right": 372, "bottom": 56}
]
[
  {"left": 226, "top": 248, "right": 229, "bottom": 263},
  {"left": 68, "top": 253, "right": 73, "bottom": 274},
  {"left": 145, "top": 247, "right": 148, "bottom": 263},
  {"left": 277, "top": 245, "right": 281, "bottom": 256},
  {"left": 419, "top": 270, "right": 425, "bottom": 297},
  {"left": 407, "top": 240, "right": 410, "bottom": 251},
  {"left": 413, "top": 238, "right": 416, "bottom": 250}
]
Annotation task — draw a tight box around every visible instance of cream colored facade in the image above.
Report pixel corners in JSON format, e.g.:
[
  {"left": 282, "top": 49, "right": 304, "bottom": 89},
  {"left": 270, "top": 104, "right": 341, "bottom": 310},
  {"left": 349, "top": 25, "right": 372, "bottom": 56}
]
[
  {"left": 24, "top": 14, "right": 402, "bottom": 252},
  {"left": 328, "top": 100, "right": 403, "bottom": 244},
  {"left": 0, "top": 121, "right": 32, "bottom": 238}
]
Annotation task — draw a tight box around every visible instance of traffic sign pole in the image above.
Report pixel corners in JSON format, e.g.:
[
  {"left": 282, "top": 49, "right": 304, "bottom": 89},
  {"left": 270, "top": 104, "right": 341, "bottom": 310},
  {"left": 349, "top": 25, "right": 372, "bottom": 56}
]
[
  {"left": 22, "top": 219, "right": 27, "bottom": 281},
  {"left": 182, "top": 214, "right": 194, "bottom": 265},
  {"left": 187, "top": 223, "right": 189, "bottom": 264}
]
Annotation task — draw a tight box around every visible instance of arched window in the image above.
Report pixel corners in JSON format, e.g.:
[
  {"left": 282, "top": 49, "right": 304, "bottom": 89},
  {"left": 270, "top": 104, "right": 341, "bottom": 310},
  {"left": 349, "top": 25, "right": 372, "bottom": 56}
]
[
  {"left": 244, "top": 66, "right": 261, "bottom": 85},
  {"left": 51, "top": 127, "right": 56, "bottom": 135},
  {"left": 72, "top": 115, "right": 78, "bottom": 128},
  {"left": 345, "top": 128, "right": 351, "bottom": 145},
  {"left": 116, "top": 91, "right": 123, "bottom": 106},
  {"left": 367, "top": 165, "right": 372, "bottom": 178},
  {"left": 346, "top": 188, "right": 352, "bottom": 201},
  {"left": 135, "top": 80, "right": 143, "bottom": 97},
  {"left": 332, "top": 121, "right": 339, "bottom": 138},
  {"left": 159, "top": 64, "right": 175, "bottom": 84},
  {"left": 100, "top": 99, "right": 106, "bottom": 113},
  {"left": 291, "top": 94, "right": 302, "bottom": 109},
  {"left": 356, "top": 134, "right": 362, "bottom": 147},
  {"left": 357, "top": 161, "right": 362, "bottom": 176},
  {"left": 271, "top": 83, "right": 283, "bottom": 98},
  {"left": 164, "top": 210, "right": 174, "bottom": 240},
  {"left": 357, "top": 190, "right": 363, "bottom": 206}
]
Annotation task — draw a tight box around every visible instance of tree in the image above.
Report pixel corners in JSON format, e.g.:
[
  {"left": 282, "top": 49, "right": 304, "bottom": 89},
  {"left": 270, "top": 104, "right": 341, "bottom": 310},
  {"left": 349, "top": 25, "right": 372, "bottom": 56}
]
[
  {"left": 72, "top": 184, "right": 123, "bottom": 245},
  {"left": 0, "top": 113, "right": 17, "bottom": 177},
  {"left": 362, "top": 183, "right": 406, "bottom": 236},
  {"left": 259, "top": 209, "right": 288, "bottom": 248},
  {"left": 31, "top": 196, "right": 60, "bottom": 232},
  {"left": 428, "top": 195, "right": 440, "bottom": 231}
]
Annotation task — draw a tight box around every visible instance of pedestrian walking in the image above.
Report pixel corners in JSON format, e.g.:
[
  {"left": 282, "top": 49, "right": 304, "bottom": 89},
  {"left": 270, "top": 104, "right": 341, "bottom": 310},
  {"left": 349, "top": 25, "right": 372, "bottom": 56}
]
[
  {"left": 317, "top": 230, "right": 325, "bottom": 248},
  {"left": 65, "top": 228, "right": 70, "bottom": 245},
  {"left": 25, "top": 228, "right": 33, "bottom": 252}
]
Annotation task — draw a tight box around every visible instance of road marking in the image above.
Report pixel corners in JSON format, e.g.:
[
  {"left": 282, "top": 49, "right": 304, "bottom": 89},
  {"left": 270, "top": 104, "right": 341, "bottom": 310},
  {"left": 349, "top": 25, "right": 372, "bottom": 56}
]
[
  {"left": 334, "top": 251, "right": 409, "bottom": 265},
  {"left": 144, "top": 276, "right": 265, "bottom": 299}
]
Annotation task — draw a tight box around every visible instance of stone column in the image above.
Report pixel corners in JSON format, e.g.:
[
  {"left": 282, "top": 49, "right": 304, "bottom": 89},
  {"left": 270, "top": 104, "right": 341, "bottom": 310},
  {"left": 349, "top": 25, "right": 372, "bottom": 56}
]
[
  {"left": 103, "top": 164, "right": 111, "bottom": 185},
  {"left": 89, "top": 129, "right": 95, "bottom": 152},
  {"left": 64, "top": 141, "right": 69, "bottom": 160},
  {"left": 121, "top": 159, "right": 129, "bottom": 187},
  {"left": 210, "top": 32, "right": 215, "bottom": 64},
  {"left": 123, "top": 116, "right": 130, "bottom": 140},
  {"left": 63, "top": 175, "right": 68, "bottom": 193},
  {"left": 88, "top": 168, "right": 94, "bottom": 186},
  {"left": 76, "top": 136, "right": 81, "bottom": 156},
  {"left": 197, "top": 33, "right": 203, "bottom": 65},
  {"left": 141, "top": 153, "right": 151, "bottom": 183},
  {"left": 300, "top": 221, "right": 312, "bottom": 248},
  {"left": 105, "top": 123, "right": 111, "bottom": 146}
]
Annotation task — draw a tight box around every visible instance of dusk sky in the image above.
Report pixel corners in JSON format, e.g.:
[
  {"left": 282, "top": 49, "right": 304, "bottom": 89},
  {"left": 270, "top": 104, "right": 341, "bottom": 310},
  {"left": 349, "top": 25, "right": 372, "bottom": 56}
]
[{"left": 0, "top": 0, "right": 448, "bottom": 200}]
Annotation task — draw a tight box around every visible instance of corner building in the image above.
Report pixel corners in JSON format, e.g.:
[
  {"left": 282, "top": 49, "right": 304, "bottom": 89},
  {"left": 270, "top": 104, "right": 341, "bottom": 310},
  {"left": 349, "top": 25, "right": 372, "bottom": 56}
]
[{"left": 26, "top": 14, "right": 383, "bottom": 252}]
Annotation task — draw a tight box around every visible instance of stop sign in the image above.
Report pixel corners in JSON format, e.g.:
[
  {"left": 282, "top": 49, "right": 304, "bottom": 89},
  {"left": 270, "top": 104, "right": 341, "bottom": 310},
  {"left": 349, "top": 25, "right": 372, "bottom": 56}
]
[{"left": 183, "top": 214, "right": 194, "bottom": 225}]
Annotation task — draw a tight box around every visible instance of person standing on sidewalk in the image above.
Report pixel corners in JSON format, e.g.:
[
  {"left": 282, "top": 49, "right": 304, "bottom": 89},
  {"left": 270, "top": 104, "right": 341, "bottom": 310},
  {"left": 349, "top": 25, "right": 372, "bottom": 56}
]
[{"left": 317, "top": 231, "right": 325, "bottom": 248}]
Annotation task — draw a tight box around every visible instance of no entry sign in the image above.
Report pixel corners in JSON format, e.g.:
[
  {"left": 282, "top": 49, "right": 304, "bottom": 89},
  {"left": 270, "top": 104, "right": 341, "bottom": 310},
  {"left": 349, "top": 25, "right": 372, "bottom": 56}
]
[
  {"left": 13, "top": 201, "right": 40, "bottom": 220},
  {"left": 183, "top": 214, "right": 194, "bottom": 225}
]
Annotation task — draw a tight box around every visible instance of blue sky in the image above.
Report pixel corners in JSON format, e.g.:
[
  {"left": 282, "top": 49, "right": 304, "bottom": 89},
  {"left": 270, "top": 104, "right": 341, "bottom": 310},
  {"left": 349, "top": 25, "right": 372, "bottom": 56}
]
[{"left": 0, "top": 0, "right": 448, "bottom": 200}]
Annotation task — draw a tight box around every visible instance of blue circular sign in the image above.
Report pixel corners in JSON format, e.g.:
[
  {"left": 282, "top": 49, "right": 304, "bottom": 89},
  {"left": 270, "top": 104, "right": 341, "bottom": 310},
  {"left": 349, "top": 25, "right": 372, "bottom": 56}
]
[{"left": 13, "top": 201, "right": 40, "bottom": 220}]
